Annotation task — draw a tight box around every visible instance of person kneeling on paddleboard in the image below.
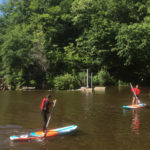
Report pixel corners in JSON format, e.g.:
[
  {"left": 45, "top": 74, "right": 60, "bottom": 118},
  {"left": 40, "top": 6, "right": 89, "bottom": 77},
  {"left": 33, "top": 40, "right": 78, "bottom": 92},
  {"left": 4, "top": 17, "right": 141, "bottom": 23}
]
[
  {"left": 41, "top": 94, "right": 56, "bottom": 133},
  {"left": 131, "top": 84, "right": 140, "bottom": 105}
]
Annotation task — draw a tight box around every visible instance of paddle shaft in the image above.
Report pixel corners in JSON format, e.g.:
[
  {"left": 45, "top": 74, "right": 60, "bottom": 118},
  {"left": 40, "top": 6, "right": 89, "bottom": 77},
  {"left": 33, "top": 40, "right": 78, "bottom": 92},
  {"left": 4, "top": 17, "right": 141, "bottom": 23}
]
[
  {"left": 44, "top": 101, "right": 56, "bottom": 137},
  {"left": 46, "top": 101, "right": 56, "bottom": 129},
  {"left": 130, "top": 83, "right": 138, "bottom": 99}
]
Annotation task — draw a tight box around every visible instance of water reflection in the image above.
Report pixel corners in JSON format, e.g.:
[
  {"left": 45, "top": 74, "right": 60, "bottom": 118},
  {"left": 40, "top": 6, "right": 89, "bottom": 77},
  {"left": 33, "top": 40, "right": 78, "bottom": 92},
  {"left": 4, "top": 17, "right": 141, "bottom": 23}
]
[
  {"left": 122, "top": 109, "right": 140, "bottom": 135},
  {"left": 131, "top": 110, "right": 140, "bottom": 135}
]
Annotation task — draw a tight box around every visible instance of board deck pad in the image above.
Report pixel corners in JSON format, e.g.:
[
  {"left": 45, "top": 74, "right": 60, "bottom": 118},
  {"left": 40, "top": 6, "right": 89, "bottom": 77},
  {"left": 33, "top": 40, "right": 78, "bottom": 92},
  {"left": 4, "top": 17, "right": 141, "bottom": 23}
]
[{"left": 10, "top": 125, "right": 77, "bottom": 141}]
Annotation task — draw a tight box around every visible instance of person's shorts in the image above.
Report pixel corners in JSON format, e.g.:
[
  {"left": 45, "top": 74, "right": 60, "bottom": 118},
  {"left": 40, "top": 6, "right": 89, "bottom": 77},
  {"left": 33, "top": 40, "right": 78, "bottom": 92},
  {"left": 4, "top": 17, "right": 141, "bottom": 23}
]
[{"left": 133, "top": 95, "right": 139, "bottom": 98}]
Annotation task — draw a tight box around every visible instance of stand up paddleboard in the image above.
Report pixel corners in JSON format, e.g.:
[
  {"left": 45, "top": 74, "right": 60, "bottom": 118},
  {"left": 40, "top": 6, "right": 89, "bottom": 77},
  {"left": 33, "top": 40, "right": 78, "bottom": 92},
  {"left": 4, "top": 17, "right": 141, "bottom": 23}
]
[
  {"left": 122, "top": 103, "right": 146, "bottom": 109},
  {"left": 10, "top": 125, "right": 77, "bottom": 141},
  {"left": 123, "top": 83, "right": 146, "bottom": 109}
]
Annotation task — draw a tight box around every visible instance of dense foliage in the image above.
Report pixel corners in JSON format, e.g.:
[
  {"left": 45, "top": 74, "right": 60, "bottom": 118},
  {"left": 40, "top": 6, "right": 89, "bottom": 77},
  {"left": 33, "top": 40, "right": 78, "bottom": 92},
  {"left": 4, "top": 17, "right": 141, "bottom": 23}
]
[{"left": 0, "top": 0, "right": 150, "bottom": 90}]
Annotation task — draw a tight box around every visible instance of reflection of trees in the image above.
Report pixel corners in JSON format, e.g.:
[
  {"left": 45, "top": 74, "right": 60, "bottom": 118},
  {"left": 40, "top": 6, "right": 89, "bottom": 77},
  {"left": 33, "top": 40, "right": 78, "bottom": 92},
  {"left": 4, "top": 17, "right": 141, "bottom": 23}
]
[{"left": 131, "top": 110, "right": 140, "bottom": 135}]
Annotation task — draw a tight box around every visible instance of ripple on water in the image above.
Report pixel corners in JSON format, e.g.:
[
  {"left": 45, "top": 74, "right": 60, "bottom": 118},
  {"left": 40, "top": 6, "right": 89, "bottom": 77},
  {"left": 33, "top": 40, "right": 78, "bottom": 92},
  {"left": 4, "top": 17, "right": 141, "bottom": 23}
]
[{"left": 0, "top": 124, "right": 22, "bottom": 129}]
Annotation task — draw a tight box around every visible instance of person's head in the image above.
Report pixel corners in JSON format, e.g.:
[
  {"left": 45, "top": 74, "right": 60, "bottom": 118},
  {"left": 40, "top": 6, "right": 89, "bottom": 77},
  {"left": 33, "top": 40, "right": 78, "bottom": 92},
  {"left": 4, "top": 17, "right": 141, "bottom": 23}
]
[
  {"left": 46, "top": 94, "right": 51, "bottom": 100},
  {"left": 136, "top": 85, "right": 139, "bottom": 88}
]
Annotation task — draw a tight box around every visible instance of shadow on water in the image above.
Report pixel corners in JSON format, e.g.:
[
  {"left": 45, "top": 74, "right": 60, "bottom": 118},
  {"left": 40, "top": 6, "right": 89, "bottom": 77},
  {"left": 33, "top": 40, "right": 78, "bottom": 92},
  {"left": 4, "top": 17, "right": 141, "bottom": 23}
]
[{"left": 144, "top": 105, "right": 150, "bottom": 109}]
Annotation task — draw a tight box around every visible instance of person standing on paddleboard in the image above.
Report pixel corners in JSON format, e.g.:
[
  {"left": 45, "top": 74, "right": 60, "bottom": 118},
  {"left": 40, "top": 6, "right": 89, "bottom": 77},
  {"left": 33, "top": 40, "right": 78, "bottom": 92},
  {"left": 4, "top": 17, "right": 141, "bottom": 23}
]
[
  {"left": 41, "top": 94, "right": 56, "bottom": 132},
  {"left": 131, "top": 85, "right": 140, "bottom": 105}
]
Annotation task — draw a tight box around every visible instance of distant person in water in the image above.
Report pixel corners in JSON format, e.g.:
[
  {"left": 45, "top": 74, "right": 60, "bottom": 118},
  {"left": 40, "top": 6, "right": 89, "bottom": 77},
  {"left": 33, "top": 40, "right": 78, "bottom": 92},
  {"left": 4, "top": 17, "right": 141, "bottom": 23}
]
[
  {"left": 131, "top": 85, "right": 140, "bottom": 105},
  {"left": 41, "top": 94, "right": 56, "bottom": 132}
]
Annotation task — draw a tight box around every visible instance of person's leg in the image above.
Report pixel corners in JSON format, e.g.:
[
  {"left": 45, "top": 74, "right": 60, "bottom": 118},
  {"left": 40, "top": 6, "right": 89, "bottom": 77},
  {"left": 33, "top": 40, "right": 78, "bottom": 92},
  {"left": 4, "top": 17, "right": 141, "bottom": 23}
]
[
  {"left": 132, "top": 97, "right": 135, "bottom": 105},
  {"left": 135, "top": 97, "right": 138, "bottom": 105},
  {"left": 41, "top": 111, "right": 47, "bottom": 132}
]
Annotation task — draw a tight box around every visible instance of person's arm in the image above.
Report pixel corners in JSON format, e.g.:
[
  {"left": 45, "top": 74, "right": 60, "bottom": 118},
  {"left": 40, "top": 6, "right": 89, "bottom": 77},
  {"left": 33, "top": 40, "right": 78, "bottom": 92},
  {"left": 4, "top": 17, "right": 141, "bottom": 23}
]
[
  {"left": 131, "top": 88, "right": 135, "bottom": 93},
  {"left": 53, "top": 100, "right": 56, "bottom": 103},
  {"left": 47, "top": 100, "right": 56, "bottom": 112}
]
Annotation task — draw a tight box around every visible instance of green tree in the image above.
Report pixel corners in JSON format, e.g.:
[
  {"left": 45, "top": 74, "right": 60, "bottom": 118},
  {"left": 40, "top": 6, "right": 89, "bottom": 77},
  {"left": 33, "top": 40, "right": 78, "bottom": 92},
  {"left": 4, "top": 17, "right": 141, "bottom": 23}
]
[
  {"left": 116, "top": 23, "right": 150, "bottom": 83},
  {"left": 0, "top": 26, "right": 33, "bottom": 89}
]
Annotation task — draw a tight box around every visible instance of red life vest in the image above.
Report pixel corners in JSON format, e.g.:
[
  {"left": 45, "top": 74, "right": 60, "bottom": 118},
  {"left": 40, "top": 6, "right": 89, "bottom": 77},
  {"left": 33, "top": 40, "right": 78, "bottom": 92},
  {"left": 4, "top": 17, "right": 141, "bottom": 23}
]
[
  {"left": 41, "top": 98, "right": 50, "bottom": 111},
  {"left": 131, "top": 88, "right": 140, "bottom": 96}
]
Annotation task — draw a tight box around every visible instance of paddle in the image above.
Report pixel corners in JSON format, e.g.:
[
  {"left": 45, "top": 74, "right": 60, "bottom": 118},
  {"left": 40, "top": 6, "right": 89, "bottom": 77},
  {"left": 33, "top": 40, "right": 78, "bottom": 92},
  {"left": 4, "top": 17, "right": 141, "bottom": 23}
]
[
  {"left": 44, "top": 100, "right": 57, "bottom": 137},
  {"left": 130, "top": 83, "right": 141, "bottom": 104}
]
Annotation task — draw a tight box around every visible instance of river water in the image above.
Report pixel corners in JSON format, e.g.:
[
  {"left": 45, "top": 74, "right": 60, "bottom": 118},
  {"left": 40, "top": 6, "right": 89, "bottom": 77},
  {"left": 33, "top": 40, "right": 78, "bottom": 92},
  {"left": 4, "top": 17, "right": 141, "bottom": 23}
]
[{"left": 1, "top": 86, "right": 150, "bottom": 150}]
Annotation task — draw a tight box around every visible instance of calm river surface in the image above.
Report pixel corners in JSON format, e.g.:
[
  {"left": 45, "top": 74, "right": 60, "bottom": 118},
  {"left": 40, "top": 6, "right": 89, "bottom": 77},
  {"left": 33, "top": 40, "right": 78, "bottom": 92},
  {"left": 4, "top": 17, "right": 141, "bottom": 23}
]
[{"left": 1, "top": 86, "right": 150, "bottom": 150}]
